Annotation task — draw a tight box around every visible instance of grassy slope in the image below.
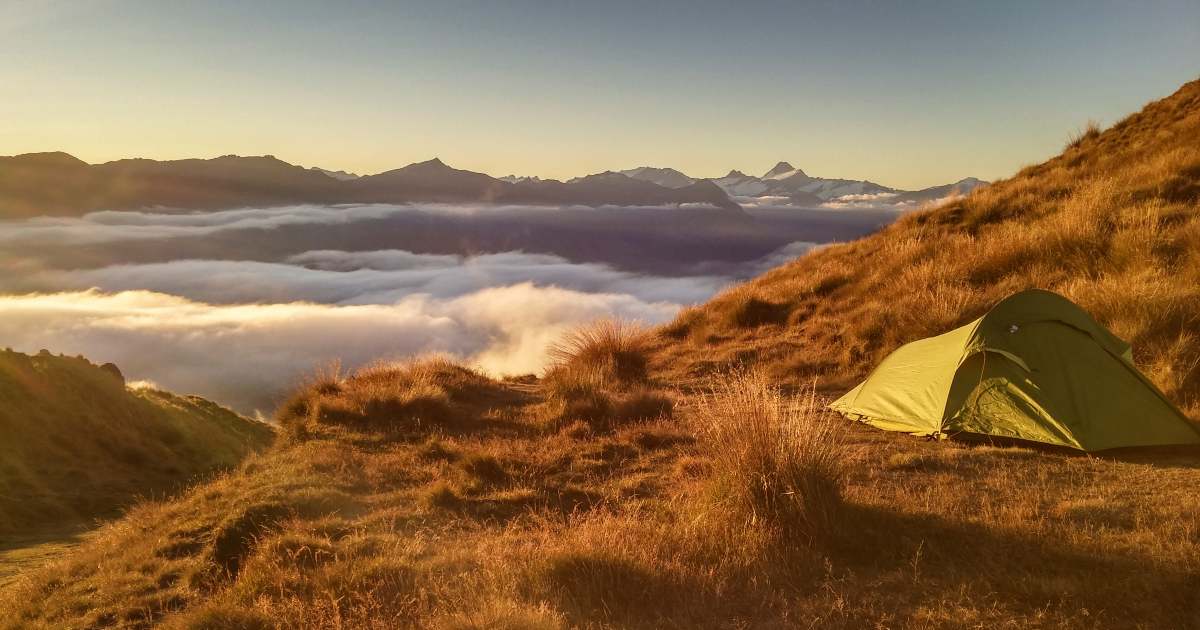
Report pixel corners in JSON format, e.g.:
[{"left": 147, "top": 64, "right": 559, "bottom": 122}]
[
  {"left": 654, "top": 79, "right": 1200, "bottom": 418},
  {"left": 3, "top": 82, "right": 1200, "bottom": 629},
  {"left": 0, "top": 349, "right": 273, "bottom": 538},
  {"left": 3, "top": 357, "right": 1197, "bottom": 629}
]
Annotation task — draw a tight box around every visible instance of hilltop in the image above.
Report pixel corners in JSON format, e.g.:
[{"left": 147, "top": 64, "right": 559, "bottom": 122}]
[
  {"left": 0, "top": 349, "right": 273, "bottom": 539},
  {"left": 2, "top": 81, "right": 1198, "bottom": 629}
]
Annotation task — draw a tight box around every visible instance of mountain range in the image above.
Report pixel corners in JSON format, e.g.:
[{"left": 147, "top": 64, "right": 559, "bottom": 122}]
[
  {"left": 0, "top": 151, "right": 983, "bottom": 219},
  {"left": 619, "top": 161, "right": 987, "bottom": 206}
]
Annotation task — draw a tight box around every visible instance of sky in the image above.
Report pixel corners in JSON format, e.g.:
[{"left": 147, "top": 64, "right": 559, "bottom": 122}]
[{"left": 2, "top": 0, "right": 1198, "bottom": 188}]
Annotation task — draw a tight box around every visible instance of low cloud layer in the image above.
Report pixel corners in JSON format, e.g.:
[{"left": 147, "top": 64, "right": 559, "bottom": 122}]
[
  {"left": 0, "top": 286, "right": 679, "bottom": 414},
  {"left": 0, "top": 247, "right": 812, "bottom": 413},
  {"left": 0, "top": 205, "right": 420, "bottom": 246},
  {"left": 3, "top": 250, "right": 730, "bottom": 306},
  {"left": 0, "top": 203, "right": 842, "bottom": 415}
]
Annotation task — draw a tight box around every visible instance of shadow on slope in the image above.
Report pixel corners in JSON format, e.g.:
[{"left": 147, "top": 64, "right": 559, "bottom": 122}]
[{"left": 0, "top": 348, "right": 273, "bottom": 539}]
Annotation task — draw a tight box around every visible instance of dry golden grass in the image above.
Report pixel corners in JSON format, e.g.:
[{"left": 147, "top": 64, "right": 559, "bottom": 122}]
[
  {"left": 545, "top": 319, "right": 651, "bottom": 389},
  {"left": 692, "top": 372, "right": 847, "bottom": 543},
  {"left": 540, "top": 320, "right": 674, "bottom": 431},
  {"left": 651, "top": 79, "right": 1200, "bottom": 420},
  {"left": 276, "top": 356, "right": 515, "bottom": 439},
  {"left": 6, "top": 354, "right": 1200, "bottom": 628}
]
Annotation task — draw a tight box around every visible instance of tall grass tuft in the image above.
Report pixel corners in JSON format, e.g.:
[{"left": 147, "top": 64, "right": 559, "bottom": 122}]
[
  {"left": 693, "top": 371, "right": 846, "bottom": 543},
  {"left": 1065, "top": 119, "right": 1102, "bottom": 151},
  {"left": 541, "top": 320, "right": 673, "bottom": 429},
  {"left": 546, "top": 319, "right": 649, "bottom": 388}
]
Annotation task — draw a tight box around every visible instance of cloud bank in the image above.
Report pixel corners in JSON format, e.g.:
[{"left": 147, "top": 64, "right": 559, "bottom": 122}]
[
  {"left": 0, "top": 204, "right": 421, "bottom": 246},
  {"left": 0, "top": 286, "right": 679, "bottom": 414},
  {"left": 3, "top": 250, "right": 729, "bottom": 306},
  {"left": 0, "top": 202, "right": 838, "bottom": 415}
]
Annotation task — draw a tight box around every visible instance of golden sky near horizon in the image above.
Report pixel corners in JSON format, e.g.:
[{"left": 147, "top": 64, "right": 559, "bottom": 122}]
[{"left": 2, "top": 1, "right": 1198, "bottom": 187}]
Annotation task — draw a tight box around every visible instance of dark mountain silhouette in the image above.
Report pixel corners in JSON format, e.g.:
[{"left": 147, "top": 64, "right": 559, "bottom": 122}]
[
  {"left": 93, "top": 155, "right": 344, "bottom": 209},
  {"left": 0, "top": 152, "right": 100, "bottom": 217},
  {"left": 0, "top": 154, "right": 743, "bottom": 218},
  {"left": 618, "top": 166, "right": 696, "bottom": 188},
  {"left": 352, "top": 158, "right": 511, "bottom": 203}
]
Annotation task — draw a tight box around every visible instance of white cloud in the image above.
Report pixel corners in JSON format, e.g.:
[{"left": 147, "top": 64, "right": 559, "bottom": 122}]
[
  {"left": 0, "top": 202, "right": 840, "bottom": 416},
  {"left": 6, "top": 250, "right": 729, "bottom": 306},
  {"left": 0, "top": 286, "right": 679, "bottom": 414},
  {"left": 0, "top": 204, "right": 420, "bottom": 246},
  {"left": 0, "top": 202, "right": 750, "bottom": 247}
]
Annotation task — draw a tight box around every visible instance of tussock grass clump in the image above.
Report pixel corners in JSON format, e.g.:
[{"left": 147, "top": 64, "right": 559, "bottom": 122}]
[
  {"left": 546, "top": 319, "right": 650, "bottom": 388},
  {"left": 277, "top": 357, "right": 505, "bottom": 438},
  {"left": 693, "top": 372, "right": 846, "bottom": 543},
  {"left": 540, "top": 320, "right": 674, "bottom": 430},
  {"left": 722, "top": 293, "right": 792, "bottom": 328},
  {"left": 459, "top": 454, "right": 509, "bottom": 489},
  {"left": 1065, "top": 119, "right": 1103, "bottom": 151},
  {"left": 421, "top": 481, "right": 463, "bottom": 511},
  {"left": 612, "top": 388, "right": 674, "bottom": 422}
]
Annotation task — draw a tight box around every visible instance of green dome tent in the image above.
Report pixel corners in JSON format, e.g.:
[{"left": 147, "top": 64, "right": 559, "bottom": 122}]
[{"left": 830, "top": 289, "right": 1200, "bottom": 452}]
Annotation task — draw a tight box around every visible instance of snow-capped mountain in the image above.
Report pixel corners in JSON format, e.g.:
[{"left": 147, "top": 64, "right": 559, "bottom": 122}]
[
  {"left": 762, "top": 161, "right": 806, "bottom": 180},
  {"left": 706, "top": 162, "right": 896, "bottom": 205},
  {"left": 712, "top": 170, "right": 771, "bottom": 197},
  {"left": 426, "top": 161, "right": 986, "bottom": 210}
]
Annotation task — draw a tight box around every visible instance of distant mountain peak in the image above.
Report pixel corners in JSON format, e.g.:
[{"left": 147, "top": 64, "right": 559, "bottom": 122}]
[
  {"left": 12, "top": 151, "right": 89, "bottom": 167},
  {"left": 310, "top": 167, "right": 360, "bottom": 181},
  {"left": 723, "top": 170, "right": 748, "bottom": 179},
  {"left": 764, "top": 161, "right": 801, "bottom": 179},
  {"left": 618, "top": 166, "right": 696, "bottom": 189}
]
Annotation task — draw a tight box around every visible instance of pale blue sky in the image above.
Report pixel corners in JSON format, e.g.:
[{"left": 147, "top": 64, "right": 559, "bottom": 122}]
[{"left": 2, "top": 0, "right": 1198, "bottom": 187}]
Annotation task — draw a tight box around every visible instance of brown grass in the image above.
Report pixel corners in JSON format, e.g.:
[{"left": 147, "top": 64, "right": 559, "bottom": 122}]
[
  {"left": 5, "top": 350, "right": 1200, "bottom": 628},
  {"left": 540, "top": 320, "right": 674, "bottom": 430},
  {"left": 545, "top": 318, "right": 650, "bottom": 388},
  {"left": 693, "top": 372, "right": 847, "bottom": 543},
  {"left": 277, "top": 356, "right": 513, "bottom": 439}
]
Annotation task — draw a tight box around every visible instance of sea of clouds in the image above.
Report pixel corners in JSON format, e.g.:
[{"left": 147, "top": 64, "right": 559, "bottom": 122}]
[
  {"left": 0, "top": 205, "right": 828, "bottom": 414},
  {"left": 0, "top": 284, "right": 681, "bottom": 414}
]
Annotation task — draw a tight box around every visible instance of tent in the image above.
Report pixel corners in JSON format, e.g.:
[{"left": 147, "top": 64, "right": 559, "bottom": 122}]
[{"left": 829, "top": 289, "right": 1200, "bottom": 451}]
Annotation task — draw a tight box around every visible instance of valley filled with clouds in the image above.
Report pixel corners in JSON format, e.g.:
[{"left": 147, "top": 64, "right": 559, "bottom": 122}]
[{"left": 0, "top": 203, "right": 894, "bottom": 413}]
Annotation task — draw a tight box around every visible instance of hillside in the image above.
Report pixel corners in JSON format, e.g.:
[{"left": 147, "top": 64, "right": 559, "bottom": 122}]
[
  {"left": 654, "top": 79, "right": 1200, "bottom": 419},
  {"left": 2, "top": 82, "right": 1199, "bottom": 629},
  {"left": 0, "top": 349, "right": 273, "bottom": 538}
]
